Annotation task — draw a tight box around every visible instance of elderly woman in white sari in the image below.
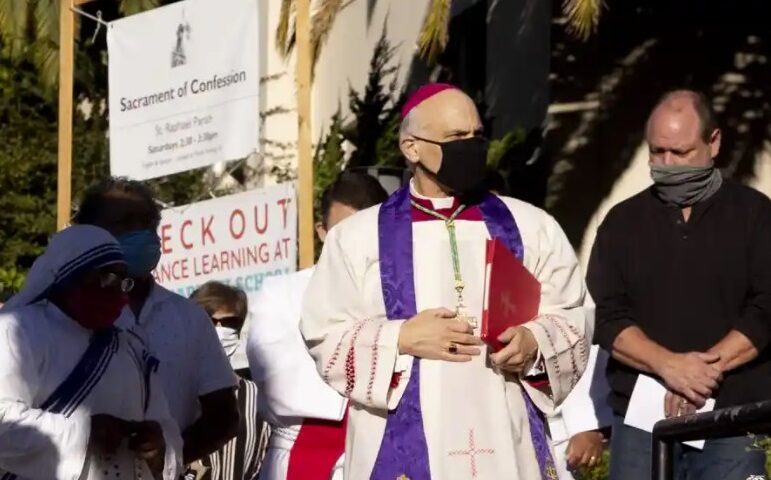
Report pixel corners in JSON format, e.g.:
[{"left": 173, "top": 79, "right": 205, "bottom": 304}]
[{"left": 0, "top": 225, "right": 182, "bottom": 480}]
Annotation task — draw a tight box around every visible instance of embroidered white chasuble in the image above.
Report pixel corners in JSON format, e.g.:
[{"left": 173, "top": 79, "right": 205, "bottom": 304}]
[{"left": 300, "top": 190, "right": 592, "bottom": 480}]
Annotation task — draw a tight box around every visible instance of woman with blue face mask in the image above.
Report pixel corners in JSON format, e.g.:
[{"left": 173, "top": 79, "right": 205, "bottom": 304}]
[{"left": 190, "top": 281, "right": 270, "bottom": 480}]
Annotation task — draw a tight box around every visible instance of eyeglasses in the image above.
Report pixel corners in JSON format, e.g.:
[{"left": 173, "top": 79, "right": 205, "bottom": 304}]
[
  {"left": 212, "top": 315, "right": 243, "bottom": 331},
  {"left": 99, "top": 272, "right": 135, "bottom": 293}
]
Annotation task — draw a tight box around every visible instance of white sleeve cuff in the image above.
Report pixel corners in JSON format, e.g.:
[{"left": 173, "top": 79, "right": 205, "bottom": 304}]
[
  {"left": 395, "top": 353, "right": 413, "bottom": 373},
  {"left": 524, "top": 349, "right": 545, "bottom": 378}
]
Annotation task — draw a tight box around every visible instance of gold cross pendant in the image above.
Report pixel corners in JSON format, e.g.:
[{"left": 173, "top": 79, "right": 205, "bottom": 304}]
[
  {"left": 460, "top": 314, "right": 478, "bottom": 328},
  {"left": 396, "top": 475, "right": 410, "bottom": 480},
  {"left": 456, "top": 306, "right": 478, "bottom": 328}
]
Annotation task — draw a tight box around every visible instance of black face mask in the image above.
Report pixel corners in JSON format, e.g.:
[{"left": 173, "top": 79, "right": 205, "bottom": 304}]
[{"left": 414, "top": 135, "right": 489, "bottom": 194}]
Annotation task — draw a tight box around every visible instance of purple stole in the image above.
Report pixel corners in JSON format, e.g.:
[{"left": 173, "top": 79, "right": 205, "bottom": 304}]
[{"left": 371, "top": 185, "right": 556, "bottom": 480}]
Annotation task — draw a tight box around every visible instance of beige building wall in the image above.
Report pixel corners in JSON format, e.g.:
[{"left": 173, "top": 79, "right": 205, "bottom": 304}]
[
  {"left": 311, "top": 1, "right": 428, "bottom": 138},
  {"left": 256, "top": 0, "right": 430, "bottom": 187},
  {"left": 253, "top": 0, "right": 298, "bottom": 188},
  {"left": 749, "top": 146, "right": 771, "bottom": 198}
]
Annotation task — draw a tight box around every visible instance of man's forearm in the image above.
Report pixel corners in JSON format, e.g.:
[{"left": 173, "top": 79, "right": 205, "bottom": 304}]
[
  {"left": 611, "top": 326, "right": 672, "bottom": 374},
  {"left": 707, "top": 330, "right": 758, "bottom": 373},
  {"left": 182, "top": 413, "right": 239, "bottom": 464}
]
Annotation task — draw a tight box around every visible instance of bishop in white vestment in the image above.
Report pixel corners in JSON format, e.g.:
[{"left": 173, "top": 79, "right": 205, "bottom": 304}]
[
  {"left": 0, "top": 225, "right": 182, "bottom": 480},
  {"left": 301, "top": 84, "right": 592, "bottom": 480}
]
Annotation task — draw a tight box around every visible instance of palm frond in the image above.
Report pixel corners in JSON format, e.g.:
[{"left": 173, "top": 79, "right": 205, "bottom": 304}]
[
  {"left": 310, "top": 0, "right": 343, "bottom": 67},
  {"left": 119, "top": 0, "right": 161, "bottom": 17},
  {"left": 275, "top": 0, "right": 294, "bottom": 58},
  {"left": 562, "top": 0, "right": 604, "bottom": 41},
  {"left": 30, "top": 38, "right": 58, "bottom": 93},
  {"left": 34, "top": 0, "right": 57, "bottom": 48},
  {"left": 416, "top": 0, "right": 449, "bottom": 65},
  {"left": 32, "top": 0, "right": 58, "bottom": 92},
  {"left": 0, "top": 0, "right": 31, "bottom": 59}
]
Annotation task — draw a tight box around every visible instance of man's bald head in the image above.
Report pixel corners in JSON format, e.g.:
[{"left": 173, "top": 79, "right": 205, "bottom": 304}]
[
  {"left": 646, "top": 90, "right": 721, "bottom": 167},
  {"left": 399, "top": 88, "right": 483, "bottom": 174},
  {"left": 647, "top": 90, "right": 718, "bottom": 141}
]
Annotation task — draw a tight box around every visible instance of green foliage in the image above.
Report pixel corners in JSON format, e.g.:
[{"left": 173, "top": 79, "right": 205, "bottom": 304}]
[
  {"left": 0, "top": 0, "right": 165, "bottom": 94},
  {"left": 563, "top": 0, "right": 605, "bottom": 42},
  {"left": 346, "top": 23, "right": 405, "bottom": 169},
  {"left": 575, "top": 437, "right": 771, "bottom": 479},
  {"left": 0, "top": 63, "right": 57, "bottom": 272},
  {"left": 576, "top": 450, "right": 610, "bottom": 480},
  {"left": 311, "top": 112, "right": 346, "bottom": 256},
  {"left": 311, "top": 19, "right": 528, "bottom": 211},
  {"left": 373, "top": 113, "right": 404, "bottom": 167},
  {"left": 274, "top": 0, "right": 344, "bottom": 71},
  {"left": 0, "top": 267, "right": 26, "bottom": 296},
  {"left": 417, "top": 0, "right": 450, "bottom": 65},
  {"left": 748, "top": 434, "right": 771, "bottom": 476},
  {"left": 313, "top": 111, "right": 346, "bottom": 219},
  {"left": 311, "top": 24, "right": 404, "bottom": 228},
  {"left": 486, "top": 128, "right": 526, "bottom": 194},
  {"left": 414, "top": 0, "right": 603, "bottom": 66},
  {"left": 488, "top": 128, "right": 526, "bottom": 170},
  {"left": 0, "top": 29, "right": 211, "bottom": 291},
  {"left": 274, "top": 0, "right": 604, "bottom": 79},
  {"left": 146, "top": 167, "right": 212, "bottom": 208},
  {"left": 0, "top": 56, "right": 108, "bottom": 292}
]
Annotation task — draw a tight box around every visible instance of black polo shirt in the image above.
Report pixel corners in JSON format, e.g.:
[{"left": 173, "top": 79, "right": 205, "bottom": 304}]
[{"left": 588, "top": 179, "right": 771, "bottom": 415}]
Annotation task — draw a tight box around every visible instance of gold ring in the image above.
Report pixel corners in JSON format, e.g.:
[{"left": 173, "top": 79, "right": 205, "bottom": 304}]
[{"left": 448, "top": 343, "right": 458, "bottom": 354}]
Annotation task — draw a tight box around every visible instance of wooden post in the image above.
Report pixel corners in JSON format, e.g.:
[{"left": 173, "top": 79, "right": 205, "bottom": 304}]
[
  {"left": 57, "top": 0, "right": 75, "bottom": 230},
  {"left": 295, "top": 0, "right": 314, "bottom": 268},
  {"left": 57, "top": 0, "right": 97, "bottom": 230}
]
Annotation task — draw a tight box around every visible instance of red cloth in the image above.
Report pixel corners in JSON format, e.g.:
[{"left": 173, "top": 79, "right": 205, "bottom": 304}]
[
  {"left": 525, "top": 377, "right": 550, "bottom": 389},
  {"left": 390, "top": 372, "right": 402, "bottom": 388},
  {"left": 287, "top": 410, "right": 348, "bottom": 480},
  {"left": 400, "top": 83, "right": 458, "bottom": 119}
]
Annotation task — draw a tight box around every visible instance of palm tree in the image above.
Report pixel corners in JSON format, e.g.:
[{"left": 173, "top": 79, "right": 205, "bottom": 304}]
[
  {"left": 276, "top": 0, "right": 344, "bottom": 69},
  {"left": 0, "top": 0, "right": 160, "bottom": 92},
  {"left": 276, "top": 0, "right": 605, "bottom": 66}
]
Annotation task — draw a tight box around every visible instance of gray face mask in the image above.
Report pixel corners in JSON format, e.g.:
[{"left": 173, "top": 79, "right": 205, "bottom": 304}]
[{"left": 650, "top": 163, "right": 723, "bottom": 207}]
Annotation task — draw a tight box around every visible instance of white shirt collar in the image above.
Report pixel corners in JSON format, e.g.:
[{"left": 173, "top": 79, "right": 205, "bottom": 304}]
[{"left": 409, "top": 179, "right": 454, "bottom": 210}]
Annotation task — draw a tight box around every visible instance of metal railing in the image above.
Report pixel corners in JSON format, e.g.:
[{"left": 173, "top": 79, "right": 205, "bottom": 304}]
[{"left": 651, "top": 400, "right": 771, "bottom": 480}]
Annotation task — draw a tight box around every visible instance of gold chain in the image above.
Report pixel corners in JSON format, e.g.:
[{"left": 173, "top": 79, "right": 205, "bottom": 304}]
[{"left": 410, "top": 200, "right": 469, "bottom": 317}]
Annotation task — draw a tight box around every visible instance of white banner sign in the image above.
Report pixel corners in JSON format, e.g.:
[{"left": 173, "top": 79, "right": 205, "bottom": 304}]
[
  {"left": 108, "top": 0, "right": 260, "bottom": 181},
  {"left": 154, "top": 184, "right": 297, "bottom": 370},
  {"left": 153, "top": 184, "right": 297, "bottom": 297}
]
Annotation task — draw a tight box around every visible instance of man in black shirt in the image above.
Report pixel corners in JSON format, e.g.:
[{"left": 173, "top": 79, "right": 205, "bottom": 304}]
[{"left": 589, "top": 90, "right": 771, "bottom": 480}]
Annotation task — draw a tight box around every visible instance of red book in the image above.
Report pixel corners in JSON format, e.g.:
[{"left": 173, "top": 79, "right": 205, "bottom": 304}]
[{"left": 481, "top": 238, "right": 541, "bottom": 351}]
